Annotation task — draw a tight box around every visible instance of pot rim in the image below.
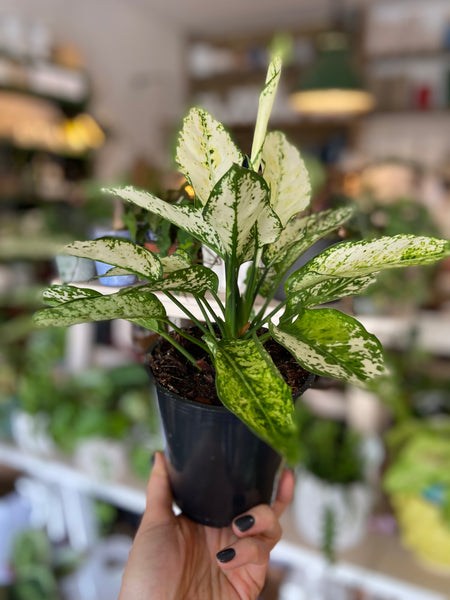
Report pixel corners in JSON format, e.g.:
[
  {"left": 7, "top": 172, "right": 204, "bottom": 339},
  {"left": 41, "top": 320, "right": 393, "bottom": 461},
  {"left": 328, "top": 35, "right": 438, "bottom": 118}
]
[{"left": 145, "top": 331, "right": 316, "bottom": 413}]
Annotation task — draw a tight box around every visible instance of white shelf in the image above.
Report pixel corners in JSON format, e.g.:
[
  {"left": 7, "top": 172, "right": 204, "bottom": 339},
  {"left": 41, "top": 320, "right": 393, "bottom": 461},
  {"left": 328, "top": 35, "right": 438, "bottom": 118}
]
[
  {"left": 0, "top": 441, "right": 146, "bottom": 514},
  {"left": 272, "top": 540, "right": 448, "bottom": 600}
]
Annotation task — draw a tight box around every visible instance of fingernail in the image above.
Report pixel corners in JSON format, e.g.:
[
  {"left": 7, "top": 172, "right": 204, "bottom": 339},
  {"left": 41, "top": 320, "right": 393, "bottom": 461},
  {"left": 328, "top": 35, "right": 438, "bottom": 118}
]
[
  {"left": 150, "top": 452, "right": 156, "bottom": 466},
  {"left": 216, "top": 548, "right": 236, "bottom": 563},
  {"left": 234, "top": 514, "right": 255, "bottom": 532}
]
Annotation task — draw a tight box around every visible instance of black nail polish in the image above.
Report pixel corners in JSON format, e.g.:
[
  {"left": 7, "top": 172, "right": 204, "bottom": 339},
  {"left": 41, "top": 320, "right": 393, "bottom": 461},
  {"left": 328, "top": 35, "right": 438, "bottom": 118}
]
[
  {"left": 234, "top": 514, "right": 255, "bottom": 532},
  {"left": 216, "top": 548, "right": 236, "bottom": 563},
  {"left": 150, "top": 452, "right": 156, "bottom": 466}
]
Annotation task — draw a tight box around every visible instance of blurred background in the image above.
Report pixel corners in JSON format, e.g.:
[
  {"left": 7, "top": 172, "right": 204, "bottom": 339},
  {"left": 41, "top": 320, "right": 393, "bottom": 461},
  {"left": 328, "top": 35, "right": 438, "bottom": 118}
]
[{"left": 0, "top": 0, "right": 450, "bottom": 599}]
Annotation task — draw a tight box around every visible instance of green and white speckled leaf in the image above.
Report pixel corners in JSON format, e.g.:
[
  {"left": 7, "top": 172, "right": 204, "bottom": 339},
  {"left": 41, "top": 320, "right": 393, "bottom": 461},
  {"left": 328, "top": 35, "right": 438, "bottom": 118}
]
[
  {"left": 175, "top": 107, "right": 243, "bottom": 206},
  {"left": 284, "top": 274, "right": 377, "bottom": 315},
  {"left": 106, "top": 185, "right": 225, "bottom": 257},
  {"left": 263, "top": 206, "right": 355, "bottom": 266},
  {"left": 131, "top": 265, "right": 218, "bottom": 295},
  {"left": 203, "top": 164, "right": 280, "bottom": 262},
  {"left": 259, "top": 206, "right": 355, "bottom": 297},
  {"left": 42, "top": 284, "right": 102, "bottom": 306},
  {"left": 64, "top": 238, "right": 162, "bottom": 281},
  {"left": 213, "top": 336, "right": 298, "bottom": 463},
  {"left": 160, "top": 251, "right": 191, "bottom": 273},
  {"left": 287, "top": 235, "right": 450, "bottom": 295},
  {"left": 34, "top": 291, "right": 166, "bottom": 329},
  {"left": 261, "top": 131, "right": 311, "bottom": 226},
  {"left": 271, "top": 309, "right": 389, "bottom": 387},
  {"left": 250, "top": 56, "right": 282, "bottom": 169}
]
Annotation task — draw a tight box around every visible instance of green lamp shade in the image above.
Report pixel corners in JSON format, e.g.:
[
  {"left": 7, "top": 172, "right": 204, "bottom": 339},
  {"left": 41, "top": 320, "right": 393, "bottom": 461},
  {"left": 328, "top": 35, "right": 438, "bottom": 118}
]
[{"left": 289, "top": 33, "right": 375, "bottom": 116}]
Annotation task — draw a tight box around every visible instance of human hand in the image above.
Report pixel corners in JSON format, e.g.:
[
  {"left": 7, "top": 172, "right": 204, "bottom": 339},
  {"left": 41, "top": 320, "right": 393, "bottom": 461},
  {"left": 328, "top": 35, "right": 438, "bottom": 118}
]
[{"left": 119, "top": 451, "right": 294, "bottom": 600}]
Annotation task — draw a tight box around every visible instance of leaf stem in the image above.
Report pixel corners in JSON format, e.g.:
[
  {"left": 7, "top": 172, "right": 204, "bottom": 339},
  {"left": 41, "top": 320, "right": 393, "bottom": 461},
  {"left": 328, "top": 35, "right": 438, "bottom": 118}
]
[{"left": 163, "top": 291, "right": 209, "bottom": 336}]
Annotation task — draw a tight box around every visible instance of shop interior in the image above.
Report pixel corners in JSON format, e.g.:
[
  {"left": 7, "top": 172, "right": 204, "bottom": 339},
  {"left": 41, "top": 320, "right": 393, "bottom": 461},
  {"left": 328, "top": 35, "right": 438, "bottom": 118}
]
[{"left": 0, "top": 0, "right": 450, "bottom": 598}]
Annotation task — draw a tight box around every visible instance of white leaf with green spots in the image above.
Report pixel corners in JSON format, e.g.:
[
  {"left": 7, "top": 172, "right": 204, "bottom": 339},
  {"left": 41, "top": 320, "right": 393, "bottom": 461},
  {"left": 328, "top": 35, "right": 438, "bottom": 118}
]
[
  {"left": 271, "top": 308, "right": 389, "bottom": 387},
  {"left": 250, "top": 56, "right": 282, "bottom": 169},
  {"left": 43, "top": 284, "right": 102, "bottom": 306},
  {"left": 284, "top": 274, "right": 377, "bottom": 314},
  {"left": 213, "top": 336, "right": 299, "bottom": 463},
  {"left": 259, "top": 206, "right": 355, "bottom": 296},
  {"left": 106, "top": 185, "right": 225, "bottom": 257},
  {"left": 132, "top": 265, "right": 218, "bottom": 295},
  {"left": 287, "top": 235, "right": 450, "bottom": 295},
  {"left": 261, "top": 131, "right": 311, "bottom": 226},
  {"left": 64, "top": 237, "right": 162, "bottom": 281},
  {"left": 203, "top": 164, "right": 280, "bottom": 262},
  {"left": 34, "top": 291, "right": 166, "bottom": 328},
  {"left": 263, "top": 206, "right": 355, "bottom": 266},
  {"left": 175, "top": 107, "right": 243, "bottom": 206},
  {"left": 160, "top": 251, "right": 191, "bottom": 273}
]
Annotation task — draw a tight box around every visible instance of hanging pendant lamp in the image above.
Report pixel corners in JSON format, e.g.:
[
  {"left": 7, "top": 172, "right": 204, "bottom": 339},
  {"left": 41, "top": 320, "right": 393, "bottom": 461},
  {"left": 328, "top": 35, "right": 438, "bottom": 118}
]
[{"left": 288, "top": 32, "right": 375, "bottom": 116}]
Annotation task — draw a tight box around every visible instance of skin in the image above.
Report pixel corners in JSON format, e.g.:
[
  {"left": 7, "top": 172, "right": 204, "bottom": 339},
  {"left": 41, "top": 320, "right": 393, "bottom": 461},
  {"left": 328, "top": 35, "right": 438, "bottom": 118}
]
[{"left": 119, "top": 451, "right": 294, "bottom": 600}]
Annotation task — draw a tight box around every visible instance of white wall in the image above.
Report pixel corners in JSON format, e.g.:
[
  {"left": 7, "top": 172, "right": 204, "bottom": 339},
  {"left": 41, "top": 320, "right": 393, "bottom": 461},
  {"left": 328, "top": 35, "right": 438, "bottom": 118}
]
[{"left": 1, "top": 0, "right": 187, "bottom": 179}]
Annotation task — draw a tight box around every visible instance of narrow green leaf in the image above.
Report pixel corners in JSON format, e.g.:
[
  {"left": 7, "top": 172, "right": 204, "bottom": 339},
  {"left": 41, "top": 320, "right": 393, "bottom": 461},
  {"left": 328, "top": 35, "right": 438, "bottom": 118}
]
[
  {"left": 175, "top": 107, "right": 243, "bottom": 206},
  {"left": 34, "top": 291, "right": 166, "bottom": 328},
  {"left": 43, "top": 284, "right": 102, "bottom": 306},
  {"left": 64, "top": 238, "right": 163, "bottom": 281},
  {"left": 130, "top": 265, "right": 219, "bottom": 295},
  {"left": 261, "top": 131, "right": 311, "bottom": 226},
  {"left": 287, "top": 235, "right": 450, "bottom": 295},
  {"left": 284, "top": 274, "right": 377, "bottom": 314},
  {"left": 250, "top": 56, "right": 282, "bottom": 169},
  {"left": 271, "top": 309, "right": 389, "bottom": 387},
  {"left": 203, "top": 164, "right": 280, "bottom": 262},
  {"left": 213, "top": 337, "right": 299, "bottom": 463},
  {"left": 106, "top": 185, "right": 225, "bottom": 257}
]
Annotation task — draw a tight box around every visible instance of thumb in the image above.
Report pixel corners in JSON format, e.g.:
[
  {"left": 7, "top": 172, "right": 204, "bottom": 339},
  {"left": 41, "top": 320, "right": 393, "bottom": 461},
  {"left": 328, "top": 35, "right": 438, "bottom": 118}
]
[{"left": 142, "top": 451, "right": 174, "bottom": 525}]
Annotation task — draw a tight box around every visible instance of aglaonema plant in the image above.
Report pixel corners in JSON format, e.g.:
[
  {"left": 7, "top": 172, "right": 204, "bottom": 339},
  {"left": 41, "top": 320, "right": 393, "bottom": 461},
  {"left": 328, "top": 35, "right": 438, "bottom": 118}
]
[{"left": 34, "top": 56, "right": 450, "bottom": 465}]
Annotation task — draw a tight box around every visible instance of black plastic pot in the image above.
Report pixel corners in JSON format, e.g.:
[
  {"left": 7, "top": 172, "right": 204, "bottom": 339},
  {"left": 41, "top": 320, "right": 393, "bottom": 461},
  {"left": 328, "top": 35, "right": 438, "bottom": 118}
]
[{"left": 147, "top": 343, "right": 315, "bottom": 528}]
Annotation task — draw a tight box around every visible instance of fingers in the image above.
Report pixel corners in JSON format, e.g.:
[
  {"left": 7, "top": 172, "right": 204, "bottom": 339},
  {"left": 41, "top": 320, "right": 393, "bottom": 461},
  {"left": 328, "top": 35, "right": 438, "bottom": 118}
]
[
  {"left": 216, "top": 469, "right": 294, "bottom": 571},
  {"left": 141, "top": 451, "right": 174, "bottom": 526}
]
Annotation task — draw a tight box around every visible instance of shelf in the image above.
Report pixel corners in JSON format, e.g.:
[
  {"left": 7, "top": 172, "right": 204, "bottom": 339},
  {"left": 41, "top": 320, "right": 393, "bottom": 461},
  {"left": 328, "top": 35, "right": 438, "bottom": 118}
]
[
  {"left": 0, "top": 441, "right": 146, "bottom": 513},
  {"left": 272, "top": 539, "right": 448, "bottom": 600},
  {"left": 0, "top": 56, "right": 89, "bottom": 109}
]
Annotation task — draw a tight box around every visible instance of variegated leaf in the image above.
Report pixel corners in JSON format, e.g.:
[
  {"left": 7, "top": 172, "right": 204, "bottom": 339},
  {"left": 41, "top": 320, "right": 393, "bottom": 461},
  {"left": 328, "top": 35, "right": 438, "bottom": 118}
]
[
  {"left": 284, "top": 274, "right": 377, "bottom": 315},
  {"left": 130, "top": 265, "right": 218, "bottom": 295},
  {"left": 43, "top": 284, "right": 102, "bottom": 306},
  {"left": 261, "top": 131, "right": 311, "bottom": 226},
  {"left": 160, "top": 251, "right": 191, "bottom": 273},
  {"left": 64, "top": 238, "right": 162, "bottom": 281},
  {"left": 250, "top": 56, "right": 282, "bottom": 169},
  {"left": 263, "top": 205, "right": 355, "bottom": 266},
  {"left": 287, "top": 235, "right": 450, "bottom": 295},
  {"left": 203, "top": 164, "right": 280, "bottom": 262},
  {"left": 175, "top": 107, "right": 243, "bottom": 206},
  {"left": 259, "top": 206, "right": 355, "bottom": 297},
  {"left": 106, "top": 185, "right": 225, "bottom": 257},
  {"left": 34, "top": 291, "right": 166, "bottom": 328},
  {"left": 213, "top": 336, "right": 299, "bottom": 463},
  {"left": 271, "top": 309, "right": 389, "bottom": 388}
]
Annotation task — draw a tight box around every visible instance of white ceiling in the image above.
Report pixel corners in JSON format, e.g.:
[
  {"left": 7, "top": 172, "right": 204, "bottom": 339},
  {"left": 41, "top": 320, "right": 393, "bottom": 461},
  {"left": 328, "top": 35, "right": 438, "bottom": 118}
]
[{"left": 139, "top": 0, "right": 373, "bottom": 36}]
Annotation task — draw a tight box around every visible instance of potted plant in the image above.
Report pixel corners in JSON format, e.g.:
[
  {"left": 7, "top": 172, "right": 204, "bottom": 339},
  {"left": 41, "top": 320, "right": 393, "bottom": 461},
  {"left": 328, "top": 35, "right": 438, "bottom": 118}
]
[
  {"left": 33, "top": 55, "right": 450, "bottom": 526},
  {"left": 293, "top": 402, "right": 370, "bottom": 562}
]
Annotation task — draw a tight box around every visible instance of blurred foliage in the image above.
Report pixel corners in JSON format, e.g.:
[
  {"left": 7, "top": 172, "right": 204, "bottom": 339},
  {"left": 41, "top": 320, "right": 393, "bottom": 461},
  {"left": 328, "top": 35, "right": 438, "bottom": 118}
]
[{"left": 296, "top": 401, "right": 365, "bottom": 485}]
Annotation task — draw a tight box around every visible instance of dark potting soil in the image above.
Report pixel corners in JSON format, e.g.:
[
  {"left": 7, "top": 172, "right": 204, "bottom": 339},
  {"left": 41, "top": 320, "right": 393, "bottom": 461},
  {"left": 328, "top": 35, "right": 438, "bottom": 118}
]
[{"left": 147, "top": 328, "right": 312, "bottom": 406}]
